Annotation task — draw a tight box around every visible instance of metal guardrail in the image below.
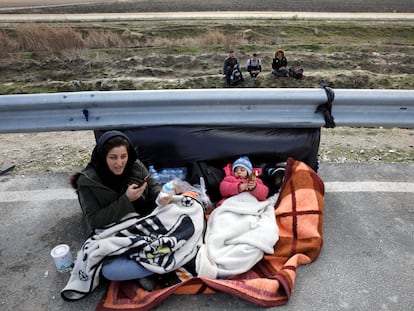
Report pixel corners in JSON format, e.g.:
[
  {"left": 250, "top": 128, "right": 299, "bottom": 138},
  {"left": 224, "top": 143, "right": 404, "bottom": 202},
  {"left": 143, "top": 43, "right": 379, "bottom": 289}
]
[{"left": 0, "top": 88, "right": 413, "bottom": 133}]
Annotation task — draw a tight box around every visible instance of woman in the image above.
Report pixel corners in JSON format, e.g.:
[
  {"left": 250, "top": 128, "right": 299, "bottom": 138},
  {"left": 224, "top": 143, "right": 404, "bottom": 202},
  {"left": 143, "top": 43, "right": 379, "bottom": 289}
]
[
  {"left": 71, "top": 130, "right": 162, "bottom": 286},
  {"left": 271, "top": 49, "right": 289, "bottom": 77}
]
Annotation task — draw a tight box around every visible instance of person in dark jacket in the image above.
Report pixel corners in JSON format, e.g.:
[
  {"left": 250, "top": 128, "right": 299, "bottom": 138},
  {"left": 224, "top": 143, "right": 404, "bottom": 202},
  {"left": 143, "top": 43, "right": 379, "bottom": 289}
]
[
  {"left": 71, "top": 130, "right": 162, "bottom": 288},
  {"left": 223, "top": 50, "right": 244, "bottom": 85},
  {"left": 72, "top": 130, "right": 161, "bottom": 229},
  {"left": 271, "top": 49, "right": 289, "bottom": 77}
]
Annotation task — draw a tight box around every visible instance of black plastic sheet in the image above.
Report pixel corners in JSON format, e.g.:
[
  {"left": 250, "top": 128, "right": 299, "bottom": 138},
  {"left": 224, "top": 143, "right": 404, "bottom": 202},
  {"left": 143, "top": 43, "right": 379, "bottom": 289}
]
[{"left": 95, "top": 126, "right": 320, "bottom": 169}]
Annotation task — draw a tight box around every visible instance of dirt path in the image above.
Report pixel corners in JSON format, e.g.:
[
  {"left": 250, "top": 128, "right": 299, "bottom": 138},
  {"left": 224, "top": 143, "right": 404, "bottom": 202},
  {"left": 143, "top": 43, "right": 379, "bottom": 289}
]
[
  {"left": 1, "top": 12, "right": 413, "bottom": 22},
  {"left": 0, "top": 0, "right": 113, "bottom": 9},
  {"left": 1, "top": 0, "right": 412, "bottom": 13}
]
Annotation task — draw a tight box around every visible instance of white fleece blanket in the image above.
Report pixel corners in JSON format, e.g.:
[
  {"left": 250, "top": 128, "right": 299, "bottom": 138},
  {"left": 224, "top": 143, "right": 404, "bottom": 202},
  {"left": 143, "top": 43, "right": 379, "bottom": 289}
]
[
  {"left": 61, "top": 193, "right": 205, "bottom": 301},
  {"left": 196, "top": 192, "right": 279, "bottom": 279}
]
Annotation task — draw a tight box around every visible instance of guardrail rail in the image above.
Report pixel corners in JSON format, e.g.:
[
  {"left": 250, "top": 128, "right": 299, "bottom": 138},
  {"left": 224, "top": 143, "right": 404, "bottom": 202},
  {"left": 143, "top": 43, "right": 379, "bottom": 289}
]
[{"left": 0, "top": 88, "right": 413, "bottom": 133}]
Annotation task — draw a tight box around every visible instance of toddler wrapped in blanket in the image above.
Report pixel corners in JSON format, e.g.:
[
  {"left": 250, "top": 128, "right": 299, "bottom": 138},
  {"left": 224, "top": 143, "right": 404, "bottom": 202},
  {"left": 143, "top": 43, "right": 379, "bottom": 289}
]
[{"left": 196, "top": 156, "right": 279, "bottom": 278}]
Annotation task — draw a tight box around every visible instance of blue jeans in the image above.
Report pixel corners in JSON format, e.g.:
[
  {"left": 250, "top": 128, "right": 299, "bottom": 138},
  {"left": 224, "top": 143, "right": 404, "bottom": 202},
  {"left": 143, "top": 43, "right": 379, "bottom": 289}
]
[{"left": 101, "top": 256, "right": 153, "bottom": 281}]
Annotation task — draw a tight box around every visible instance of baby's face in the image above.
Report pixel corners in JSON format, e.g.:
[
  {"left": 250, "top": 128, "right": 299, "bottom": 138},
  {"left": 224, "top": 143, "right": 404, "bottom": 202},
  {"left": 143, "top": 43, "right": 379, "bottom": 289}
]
[{"left": 234, "top": 166, "right": 248, "bottom": 179}]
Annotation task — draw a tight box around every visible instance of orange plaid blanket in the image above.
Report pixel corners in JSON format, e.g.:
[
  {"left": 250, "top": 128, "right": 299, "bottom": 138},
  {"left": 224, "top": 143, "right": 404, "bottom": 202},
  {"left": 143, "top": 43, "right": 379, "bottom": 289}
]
[{"left": 97, "top": 158, "right": 324, "bottom": 310}]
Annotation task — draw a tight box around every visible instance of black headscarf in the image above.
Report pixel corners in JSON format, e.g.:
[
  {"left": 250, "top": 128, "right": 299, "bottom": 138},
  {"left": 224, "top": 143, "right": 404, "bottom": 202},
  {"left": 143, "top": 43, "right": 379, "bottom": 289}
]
[{"left": 88, "top": 130, "right": 138, "bottom": 194}]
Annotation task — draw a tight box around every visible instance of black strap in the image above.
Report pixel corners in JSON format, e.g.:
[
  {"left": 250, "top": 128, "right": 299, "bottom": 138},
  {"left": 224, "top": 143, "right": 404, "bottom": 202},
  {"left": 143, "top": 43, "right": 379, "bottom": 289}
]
[
  {"left": 315, "top": 84, "right": 336, "bottom": 128},
  {"left": 83, "top": 108, "right": 89, "bottom": 122}
]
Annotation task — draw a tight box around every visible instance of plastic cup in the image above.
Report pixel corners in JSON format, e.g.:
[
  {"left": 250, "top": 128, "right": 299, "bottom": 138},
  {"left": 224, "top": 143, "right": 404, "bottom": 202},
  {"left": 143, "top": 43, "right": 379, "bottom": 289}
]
[{"left": 50, "top": 244, "right": 73, "bottom": 273}]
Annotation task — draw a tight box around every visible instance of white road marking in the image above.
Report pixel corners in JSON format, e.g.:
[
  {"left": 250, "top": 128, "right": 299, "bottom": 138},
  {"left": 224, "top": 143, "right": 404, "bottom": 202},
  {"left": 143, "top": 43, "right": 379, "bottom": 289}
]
[
  {"left": 325, "top": 182, "right": 414, "bottom": 193},
  {"left": 0, "top": 189, "right": 77, "bottom": 202},
  {"left": 0, "top": 182, "right": 413, "bottom": 202}
]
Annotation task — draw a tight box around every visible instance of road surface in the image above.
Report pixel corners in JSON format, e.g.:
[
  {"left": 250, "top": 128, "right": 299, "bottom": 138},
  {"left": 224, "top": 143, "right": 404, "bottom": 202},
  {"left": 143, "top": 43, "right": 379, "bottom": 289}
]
[{"left": 1, "top": 163, "right": 413, "bottom": 310}]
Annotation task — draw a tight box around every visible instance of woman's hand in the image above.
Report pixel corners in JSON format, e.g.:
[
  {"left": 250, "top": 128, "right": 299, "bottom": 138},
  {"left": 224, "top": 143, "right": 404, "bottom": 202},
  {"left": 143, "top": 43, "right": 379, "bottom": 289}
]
[{"left": 126, "top": 182, "right": 146, "bottom": 202}]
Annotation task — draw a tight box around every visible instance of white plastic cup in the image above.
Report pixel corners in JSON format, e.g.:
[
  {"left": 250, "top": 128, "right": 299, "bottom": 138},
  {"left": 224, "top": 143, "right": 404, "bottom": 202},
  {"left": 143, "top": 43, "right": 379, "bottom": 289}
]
[{"left": 50, "top": 244, "right": 73, "bottom": 273}]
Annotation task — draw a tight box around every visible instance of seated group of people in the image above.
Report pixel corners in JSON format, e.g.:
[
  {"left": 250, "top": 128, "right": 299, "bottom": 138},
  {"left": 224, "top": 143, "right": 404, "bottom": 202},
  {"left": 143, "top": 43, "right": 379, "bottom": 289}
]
[{"left": 222, "top": 49, "right": 292, "bottom": 86}]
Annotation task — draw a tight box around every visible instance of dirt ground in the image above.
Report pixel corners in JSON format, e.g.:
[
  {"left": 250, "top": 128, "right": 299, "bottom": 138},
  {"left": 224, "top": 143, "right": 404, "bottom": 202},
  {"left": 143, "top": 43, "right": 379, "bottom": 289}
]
[{"left": 1, "top": 127, "right": 413, "bottom": 175}]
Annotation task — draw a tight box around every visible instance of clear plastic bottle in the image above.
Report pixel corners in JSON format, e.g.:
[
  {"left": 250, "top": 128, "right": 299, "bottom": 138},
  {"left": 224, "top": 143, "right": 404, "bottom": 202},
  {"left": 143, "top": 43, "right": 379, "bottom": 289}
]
[
  {"left": 148, "top": 165, "right": 159, "bottom": 182},
  {"left": 176, "top": 168, "right": 186, "bottom": 180},
  {"left": 148, "top": 165, "right": 157, "bottom": 176},
  {"left": 159, "top": 169, "right": 169, "bottom": 184},
  {"left": 156, "top": 181, "right": 176, "bottom": 206}
]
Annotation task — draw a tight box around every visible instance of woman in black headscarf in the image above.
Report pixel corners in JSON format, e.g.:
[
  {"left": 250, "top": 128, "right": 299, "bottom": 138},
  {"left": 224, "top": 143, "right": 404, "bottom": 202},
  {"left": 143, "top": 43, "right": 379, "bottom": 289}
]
[
  {"left": 71, "top": 130, "right": 162, "bottom": 286},
  {"left": 72, "top": 130, "right": 161, "bottom": 229}
]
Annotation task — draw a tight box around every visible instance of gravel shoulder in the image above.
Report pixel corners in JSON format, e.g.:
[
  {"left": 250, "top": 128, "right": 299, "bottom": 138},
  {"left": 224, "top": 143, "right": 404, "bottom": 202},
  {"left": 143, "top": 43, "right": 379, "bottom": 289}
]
[{"left": 1, "top": 127, "right": 413, "bottom": 174}]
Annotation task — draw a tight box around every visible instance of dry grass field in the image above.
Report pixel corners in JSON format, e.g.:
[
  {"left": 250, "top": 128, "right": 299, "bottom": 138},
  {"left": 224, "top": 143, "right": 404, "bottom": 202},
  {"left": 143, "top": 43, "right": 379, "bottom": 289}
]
[{"left": 0, "top": 18, "right": 413, "bottom": 93}]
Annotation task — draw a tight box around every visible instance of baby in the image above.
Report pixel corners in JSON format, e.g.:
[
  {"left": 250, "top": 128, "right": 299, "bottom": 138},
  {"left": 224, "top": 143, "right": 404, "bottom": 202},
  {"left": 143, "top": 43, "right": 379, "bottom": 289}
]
[{"left": 218, "top": 156, "right": 269, "bottom": 204}]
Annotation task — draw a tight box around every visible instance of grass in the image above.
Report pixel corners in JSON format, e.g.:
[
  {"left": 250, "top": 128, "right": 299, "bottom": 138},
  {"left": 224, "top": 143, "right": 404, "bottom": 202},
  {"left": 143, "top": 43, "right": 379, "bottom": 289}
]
[
  {"left": 1, "top": 20, "right": 412, "bottom": 54},
  {"left": 0, "top": 19, "right": 413, "bottom": 94}
]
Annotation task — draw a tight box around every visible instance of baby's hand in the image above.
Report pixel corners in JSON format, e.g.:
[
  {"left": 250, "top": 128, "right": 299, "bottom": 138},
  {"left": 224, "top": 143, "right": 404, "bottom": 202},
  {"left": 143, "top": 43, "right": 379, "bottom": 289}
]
[
  {"left": 239, "top": 183, "right": 248, "bottom": 192},
  {"left": 247, "top": 180, "right": 256, "bottom": 191},
  {"left": 156, "top": 192, "right": 173, "bottom": 206}
]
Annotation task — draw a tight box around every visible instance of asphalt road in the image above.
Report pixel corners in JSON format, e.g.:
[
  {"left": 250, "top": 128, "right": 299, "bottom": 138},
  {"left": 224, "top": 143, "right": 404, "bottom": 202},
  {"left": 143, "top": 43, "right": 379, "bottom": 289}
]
[{"left": 0, "top": 162, "right": 413, "bottom": 311}]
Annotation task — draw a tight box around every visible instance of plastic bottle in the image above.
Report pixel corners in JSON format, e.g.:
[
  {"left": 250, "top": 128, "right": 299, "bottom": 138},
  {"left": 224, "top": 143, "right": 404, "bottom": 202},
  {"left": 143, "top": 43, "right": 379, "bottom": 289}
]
[
  {"left": 156, "top": 181, "right": 176, "bottom": 206},
  {"left": 148, "top": 165, "right": 159, "bottom": 182},
  {"left": 176, "top": 168, "right": 186, "bottom": 180},
  {"left": 162, "top": 181, "right": 175, "bottom": 195},
  {"left": 154, "top": 167, "right": 187, "bottom": 184},
  {"left": 148, "top": 165, "right": 157, "bottom": 176},
  {"left": 159, "top": 169, "right": 169, "bottom": 184}
]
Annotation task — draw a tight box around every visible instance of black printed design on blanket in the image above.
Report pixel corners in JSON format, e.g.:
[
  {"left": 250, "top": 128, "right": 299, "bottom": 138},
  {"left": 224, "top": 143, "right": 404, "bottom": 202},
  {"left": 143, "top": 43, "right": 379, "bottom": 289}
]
[
  {"left": 61, "top": 194, "right": 205, "bottom": 301},
  {"left": 78, "top": 270, "right": 88, "bottom": 282},
  {"left": 123, "top": 214, "right": 196, "bottom": 271}
]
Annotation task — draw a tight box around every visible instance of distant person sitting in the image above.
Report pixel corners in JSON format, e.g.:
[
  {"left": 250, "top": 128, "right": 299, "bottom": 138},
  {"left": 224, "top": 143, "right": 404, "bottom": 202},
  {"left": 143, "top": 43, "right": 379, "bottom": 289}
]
[
  {"left": 271, "top": 49, "right": 289, "bottom": 77},
  {"left": 223, "top": 50, "right": 244, "bottom": 86},
  {"left": 246, "top": 53, "right": 262, "bottom": 80}
]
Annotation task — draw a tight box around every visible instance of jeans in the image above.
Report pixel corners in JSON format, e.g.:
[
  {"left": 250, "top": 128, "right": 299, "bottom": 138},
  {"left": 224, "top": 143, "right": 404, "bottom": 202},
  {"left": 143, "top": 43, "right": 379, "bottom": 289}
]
[
  {"left": 272, "top": 69, "right": 289, "bottom": 77},
  {"left": 101, "top": 256, "right": 153, "bottom": 281}
]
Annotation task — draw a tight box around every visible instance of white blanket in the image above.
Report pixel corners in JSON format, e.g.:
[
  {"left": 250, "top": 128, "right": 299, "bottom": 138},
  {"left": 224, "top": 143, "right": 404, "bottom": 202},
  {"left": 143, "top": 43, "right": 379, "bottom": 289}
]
[
  {"left": 196, "top": 192, "right": 279, "bottom": 279},
  {"left": 61, "top": 193, "right": 205, "bottom": 301}
]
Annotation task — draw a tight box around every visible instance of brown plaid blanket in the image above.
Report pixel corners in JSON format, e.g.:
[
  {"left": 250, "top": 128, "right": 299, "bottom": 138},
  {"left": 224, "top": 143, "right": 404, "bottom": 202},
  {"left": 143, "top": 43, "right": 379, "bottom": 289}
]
[{"left": 97, "top": 158, "right": 324, "bottom": 310}]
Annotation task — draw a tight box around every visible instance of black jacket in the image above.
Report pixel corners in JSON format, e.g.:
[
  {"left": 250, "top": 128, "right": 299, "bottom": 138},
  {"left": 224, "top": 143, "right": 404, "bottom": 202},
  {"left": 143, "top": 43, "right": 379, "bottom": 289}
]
[
  {"left": 223, "top": 56, "right": 239, "bottom": 73},
  {"left": 272, "top": 57, "right": 287, "bottom": 70}
]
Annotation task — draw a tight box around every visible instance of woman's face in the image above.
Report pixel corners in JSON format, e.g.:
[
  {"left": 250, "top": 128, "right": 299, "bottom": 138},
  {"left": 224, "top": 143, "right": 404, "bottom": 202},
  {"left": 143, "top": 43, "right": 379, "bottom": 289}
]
[{"left": 106, "top": 145, "right": 128, "bottom": 175}]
